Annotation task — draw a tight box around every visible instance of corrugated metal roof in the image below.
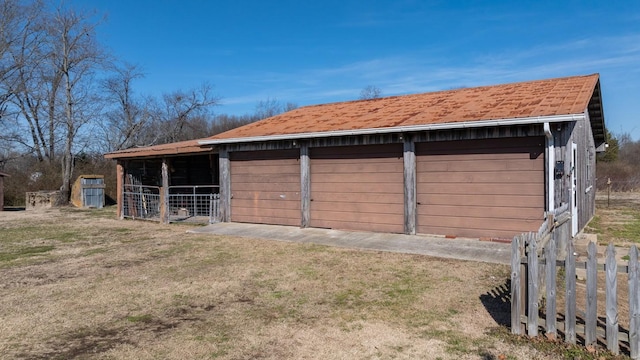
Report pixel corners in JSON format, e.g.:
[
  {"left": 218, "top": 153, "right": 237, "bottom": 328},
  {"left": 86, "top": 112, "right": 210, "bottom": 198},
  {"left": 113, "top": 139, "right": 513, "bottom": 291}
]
[
  {"left": 205, "top": 74, "right": 600, "bottom": 142},
  {"left": 104, "top": 139, "right": 213, "bottom": 159}
]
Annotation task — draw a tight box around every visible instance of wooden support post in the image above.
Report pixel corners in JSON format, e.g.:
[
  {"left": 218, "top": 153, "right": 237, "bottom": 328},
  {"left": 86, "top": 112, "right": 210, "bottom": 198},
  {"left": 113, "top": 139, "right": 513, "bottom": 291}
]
[
  {"left": 511, "top": 235, "right": 522, "bottom": 335},
  {"left": 629, "top": 245, "right": 640, "bottom": 359},
  {"left": 585, "top": 241, "right": 598, "bottom": 347},
  {"left": 545, "top": 234, "right": 557, "bottom": 339},
  {"left": 565, "top": 239, "right": 577, "bottom": 344},
  {"left": 219, "top": 147, "right": 231, "bottom": 222},
  {"left": 300, "top": 142, "right": 310, "bottom": 228},
  {"left": 116, "top": 161, "right": 124, "bottom": 219},
  {"left": 606, "top": 243, "right": 619, "bottom": 354},
  {"left": 161, "top": 158, "right": 170, "bottom": 224},
  {"left": 403, "top": 135, "right": 416, "bottom": 235}
]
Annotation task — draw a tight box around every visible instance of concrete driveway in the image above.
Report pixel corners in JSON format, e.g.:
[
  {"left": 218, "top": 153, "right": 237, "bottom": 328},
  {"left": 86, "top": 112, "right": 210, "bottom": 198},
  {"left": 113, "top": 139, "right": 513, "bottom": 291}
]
[{"left": 188, "top": 222, "right": 511, "bottom": 265}]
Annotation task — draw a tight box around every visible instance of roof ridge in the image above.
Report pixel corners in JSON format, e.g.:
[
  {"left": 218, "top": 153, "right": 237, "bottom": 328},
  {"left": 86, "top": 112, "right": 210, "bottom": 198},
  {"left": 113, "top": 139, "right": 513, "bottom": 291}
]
[{"left": 293, "top": 73, "right": 600, "bottom": 111}]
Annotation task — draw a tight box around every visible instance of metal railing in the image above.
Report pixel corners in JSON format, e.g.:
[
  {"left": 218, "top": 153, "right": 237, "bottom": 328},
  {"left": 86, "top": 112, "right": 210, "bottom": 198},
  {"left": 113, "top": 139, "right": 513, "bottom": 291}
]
[
  {"left": 123, "top": 185, "right": 161, "bottom": 220},
  {"left": 122, "top": 185, "right": 220, "bottom": 223},
  {"left": 168, "top": 185, "right": 220, "bottom": 223}
]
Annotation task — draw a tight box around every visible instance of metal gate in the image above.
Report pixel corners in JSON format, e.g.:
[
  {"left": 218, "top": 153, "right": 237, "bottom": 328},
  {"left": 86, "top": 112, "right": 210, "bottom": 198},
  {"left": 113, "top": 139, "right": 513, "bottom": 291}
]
[
  {"left": 123, "top": 184, "right": 161, "bottom": 220},
  {"left": 122, "top": 185, "right": 220, "bottom": 223},
  {"left": 168, "top": 186, "right": 220, "bottom": 223}
]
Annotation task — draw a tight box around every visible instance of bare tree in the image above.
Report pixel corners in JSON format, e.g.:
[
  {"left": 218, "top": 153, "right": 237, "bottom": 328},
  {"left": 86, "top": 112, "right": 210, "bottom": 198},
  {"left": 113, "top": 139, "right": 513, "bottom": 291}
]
[
  {"left": 254, "top": 97, "right": 297, "bottom": 120},
  {"left": 209, "top": 113, "right": 259, "bottom": 135},
  {"left": 4, "top": 1, "right": 53, "bottom": 161},
  {"left": 151, "top": 83, "right": 220, "bottom": 144},
  {"left": 359, "top": 85, "right": 382, "bottom": 100},
  {"left": 0, "top": 0, "right": 24, "bottom": 112},
  {"left": 46, "top": 5, "right": 106, "bottom": 202},
  {"left": 100, "top": 62, "right": 147, "bottom": 151}
]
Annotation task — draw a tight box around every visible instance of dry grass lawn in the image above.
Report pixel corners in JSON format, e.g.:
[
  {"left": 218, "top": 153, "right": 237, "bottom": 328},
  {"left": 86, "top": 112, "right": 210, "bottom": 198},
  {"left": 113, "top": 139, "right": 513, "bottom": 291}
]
[{"left": 0, "top": 207, "right": 559, "bottom": 359}]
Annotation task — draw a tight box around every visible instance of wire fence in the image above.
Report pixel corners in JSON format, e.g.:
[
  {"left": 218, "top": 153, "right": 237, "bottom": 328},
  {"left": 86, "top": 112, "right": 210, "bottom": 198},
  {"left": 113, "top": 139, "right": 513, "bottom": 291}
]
[
  {"left": 168, "top": 186, "right": 220, "bottom": 222},
  {"left": 596, "top": 178, "right": 640, "bottom": 192},
  {"left": 122, "top": 184, "right": 161, "bottom": 220},
  {"left": 122, "top": 185, "right": 220, "bottom": 223}
]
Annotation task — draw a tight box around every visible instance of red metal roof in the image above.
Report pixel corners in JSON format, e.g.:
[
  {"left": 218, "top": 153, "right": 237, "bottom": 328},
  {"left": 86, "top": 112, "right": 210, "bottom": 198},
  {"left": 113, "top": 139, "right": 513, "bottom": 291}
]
[
  {"left": 104, "top": 74, "right": 602, "bottom": 159},
  {"left": 103, "top": 139, "right": 213, "bottom": 159},
  {"left": 206, "top": 74, "right": 600, "bottom": 141}
]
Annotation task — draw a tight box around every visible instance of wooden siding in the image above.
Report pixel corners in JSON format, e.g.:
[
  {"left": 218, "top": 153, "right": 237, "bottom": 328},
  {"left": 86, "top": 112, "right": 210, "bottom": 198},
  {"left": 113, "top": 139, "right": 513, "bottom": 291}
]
[
  {"left": 310, "top": 144, "right": 404, "bottom": 233},
  {"left": 230, "top": 149, "right": 301, "bottom": 226},
  {"left": 222, "top": 125, "right": 543, "bottom": 153},
  {"left": 416, "top": 137, "right": 545, "bottom": 238},
  {"left": 552, "top": 114, "right": 597, "bottom": 235}
]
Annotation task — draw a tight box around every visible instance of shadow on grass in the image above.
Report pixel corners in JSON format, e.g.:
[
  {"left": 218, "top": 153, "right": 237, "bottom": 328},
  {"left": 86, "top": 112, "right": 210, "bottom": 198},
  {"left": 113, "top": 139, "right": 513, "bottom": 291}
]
[{"left": 479, "top": 278, "right": 511, "bottom": 328}]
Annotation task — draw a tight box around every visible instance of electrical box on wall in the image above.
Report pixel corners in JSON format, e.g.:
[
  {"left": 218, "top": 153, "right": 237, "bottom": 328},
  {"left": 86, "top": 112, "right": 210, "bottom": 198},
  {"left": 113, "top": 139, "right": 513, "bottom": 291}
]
[{"left": 554, "top": 161, "right": 565, "bottom": 179}]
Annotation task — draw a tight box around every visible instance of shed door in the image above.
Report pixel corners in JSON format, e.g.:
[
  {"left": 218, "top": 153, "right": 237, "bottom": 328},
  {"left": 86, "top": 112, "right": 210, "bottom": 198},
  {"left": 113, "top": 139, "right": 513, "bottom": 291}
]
[
  {"left": 416, "top": 137, "right": 544, "bottom": 239},
  {"left": 310, "top": 144, "right": 404, "bottom": 233},
  {"left": 81, "top": 178, "right": 104, "bottom": 208},
  {"left": 230, "top": 149, "right": 301, "bottom": 226}
]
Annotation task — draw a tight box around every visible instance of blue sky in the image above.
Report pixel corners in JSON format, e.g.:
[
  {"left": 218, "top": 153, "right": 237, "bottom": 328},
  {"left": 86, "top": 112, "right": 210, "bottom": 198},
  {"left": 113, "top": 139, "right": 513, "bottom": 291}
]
[{"left": 70, "top": 0, "right": 640, "bottom": 139}]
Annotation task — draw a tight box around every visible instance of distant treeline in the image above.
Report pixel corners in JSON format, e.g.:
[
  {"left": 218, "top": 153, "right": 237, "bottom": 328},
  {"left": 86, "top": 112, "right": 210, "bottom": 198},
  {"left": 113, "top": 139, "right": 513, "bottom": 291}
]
[{"left": 596, "top": 132, "right": 640, "bottom": 191}]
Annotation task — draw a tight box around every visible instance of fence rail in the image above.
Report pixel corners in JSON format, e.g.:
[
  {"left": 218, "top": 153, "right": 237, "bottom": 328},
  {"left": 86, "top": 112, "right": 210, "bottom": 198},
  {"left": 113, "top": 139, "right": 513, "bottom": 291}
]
[
  {"left": 122, "top": 185, "right": 220, "bottom": 223},
  {"left": 122, "top": 185, "right": 161, "bottom": 220},
  {"left": 512, "top": 229, "right": 640, "bottom": 358},
  {"left": 168, "top": 185, "right": 219, "bottom": 221}
]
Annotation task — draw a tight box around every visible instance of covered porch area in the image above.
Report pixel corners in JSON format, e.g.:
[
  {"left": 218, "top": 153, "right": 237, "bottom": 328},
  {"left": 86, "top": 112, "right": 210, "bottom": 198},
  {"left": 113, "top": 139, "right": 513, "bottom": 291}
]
[{"left": 104, "top": 139, "right": 220, "bottom": 223}]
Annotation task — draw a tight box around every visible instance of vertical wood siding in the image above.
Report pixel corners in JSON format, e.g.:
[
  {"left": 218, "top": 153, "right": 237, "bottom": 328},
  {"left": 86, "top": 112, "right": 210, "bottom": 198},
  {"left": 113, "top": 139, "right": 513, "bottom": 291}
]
[
  {"left": 310, "top": 144, "right": 404, "bottom": 233},
  {"left": 230, "top": 149, "right": 301, "bottom": 226},
  {"left": 415, "top": 137, "right": 545, "bottom": 238},
  {"left": 554, "top": 115, "right": 597, "bottom": 234}
]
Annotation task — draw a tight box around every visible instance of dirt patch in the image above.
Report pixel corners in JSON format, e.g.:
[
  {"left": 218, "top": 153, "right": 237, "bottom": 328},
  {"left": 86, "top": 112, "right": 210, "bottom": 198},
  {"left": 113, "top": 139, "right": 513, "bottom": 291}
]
[{"left": 0, "top": 207, "right": 555, "bottom": 359}]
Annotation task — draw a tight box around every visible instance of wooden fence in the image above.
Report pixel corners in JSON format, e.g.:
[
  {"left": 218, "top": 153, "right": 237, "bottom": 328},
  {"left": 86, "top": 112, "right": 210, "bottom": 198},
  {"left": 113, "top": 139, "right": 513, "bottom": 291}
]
[{"left": 511, "top": 229, "right": 640, "bottom": 358}]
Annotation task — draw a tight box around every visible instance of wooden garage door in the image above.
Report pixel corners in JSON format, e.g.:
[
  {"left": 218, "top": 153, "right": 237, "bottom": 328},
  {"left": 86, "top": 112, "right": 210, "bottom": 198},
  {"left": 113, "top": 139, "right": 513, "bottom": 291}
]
[
  {"left": 310, "top": 144, "right": 404, "bottom": 233},
  {"left": 230, "top": 149, "right": 300, "bottom": 226},
  {"left": 416, "top": 137, "right": 544, "bottom": 239}
]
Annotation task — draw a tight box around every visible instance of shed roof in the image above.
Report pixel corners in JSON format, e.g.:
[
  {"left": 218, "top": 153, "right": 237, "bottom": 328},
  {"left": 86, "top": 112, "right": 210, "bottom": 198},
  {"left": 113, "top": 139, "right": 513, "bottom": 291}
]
[
  {"left": 201, "top": 73, "right": 605, "bottom": 145},
  {"left": 104, "top": 139, "right": 213, "bottom": 159},
  {"left": 0, "top": 171, "right": 9, "bottom": 177}
]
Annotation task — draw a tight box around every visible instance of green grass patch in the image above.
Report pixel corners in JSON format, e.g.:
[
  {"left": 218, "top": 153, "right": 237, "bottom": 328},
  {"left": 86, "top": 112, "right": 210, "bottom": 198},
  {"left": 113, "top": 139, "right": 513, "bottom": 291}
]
[
  {"left": 334, "top": 288, "right": 365, "bottom": 308},
  {"left": 0, "top": 225, "right": 84, "bottom": 243},
  {"left": 613, "top": 211, "right": 640, "bottom": 242},
  {"left": 270, "top": 290, "right": 291, "bottom": 299},
  {"left": 0, "top": 245, "right": 55, "bottom": 262},
  {"left": 585, "top": 215, "right": 603, "bottom": 234},
  {"left": 83, "top": 247, "right": 108, "bottom": 256}
]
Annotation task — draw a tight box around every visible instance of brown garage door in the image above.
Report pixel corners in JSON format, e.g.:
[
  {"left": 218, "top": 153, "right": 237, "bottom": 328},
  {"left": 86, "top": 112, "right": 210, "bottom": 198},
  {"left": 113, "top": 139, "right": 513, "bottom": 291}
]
[
  {"left": 310, "top": 144, "right": 404, "bottom": 233},
  {"left": 230, "top": 149, "right": 300, "bottom": 226},
  {"left": 416, "top": 137, "right": 544, "bottom": 239}
]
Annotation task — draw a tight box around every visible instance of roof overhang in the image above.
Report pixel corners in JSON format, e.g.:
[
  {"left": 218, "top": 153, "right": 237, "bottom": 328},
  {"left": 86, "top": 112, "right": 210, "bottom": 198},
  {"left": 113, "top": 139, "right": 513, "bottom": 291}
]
[
  {"left": 104, "top": 143, "right": 215, "bottom": 160},
  {"left": 588, "top": 79, "right": 606, "bottom": 149},
  {"left": 199, "top": 113, "right": 586, "bottom": 146}
]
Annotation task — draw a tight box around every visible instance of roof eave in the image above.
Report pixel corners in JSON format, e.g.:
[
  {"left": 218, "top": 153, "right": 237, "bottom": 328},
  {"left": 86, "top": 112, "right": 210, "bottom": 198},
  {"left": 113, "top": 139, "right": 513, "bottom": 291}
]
[
  {"left": 199, "top": 113, "right": 586, "bottom": 145},
  {"left": 103, "top": 146, "right": 214, "bottom": 160}
]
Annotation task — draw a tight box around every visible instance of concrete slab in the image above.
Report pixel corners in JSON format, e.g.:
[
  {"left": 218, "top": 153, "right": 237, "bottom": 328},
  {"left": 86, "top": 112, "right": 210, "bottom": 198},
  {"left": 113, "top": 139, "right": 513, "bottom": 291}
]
[{"left": 187, "top": 222, "right": 511, "bottom": 265}]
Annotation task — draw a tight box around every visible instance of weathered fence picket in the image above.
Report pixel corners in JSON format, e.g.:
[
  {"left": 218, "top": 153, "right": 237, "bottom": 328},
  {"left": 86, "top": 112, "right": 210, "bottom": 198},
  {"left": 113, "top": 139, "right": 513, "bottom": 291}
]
[
  {"left": 545, "top": 235, "right": 557, "bottom": 339},
  {"left": 511, "top": 236, "right": 522, "bottom": 335},
  {"left": 528, "top": 233, "right": 539, "bottom": 337},
  {"left": 511, "top": 226, "right": 640, "bottom": 359},
  {"left": 566, "top": 239, "right": 577, "bottom": 344},
  {"left": 630, "top": 246, "right": 640, "bottom": 358},
  {"left": 606, "top": 244, "right": 619, "bottom": 354},
  {"left": 585, "top": 242, "right": 597, "bottom": 347}
]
